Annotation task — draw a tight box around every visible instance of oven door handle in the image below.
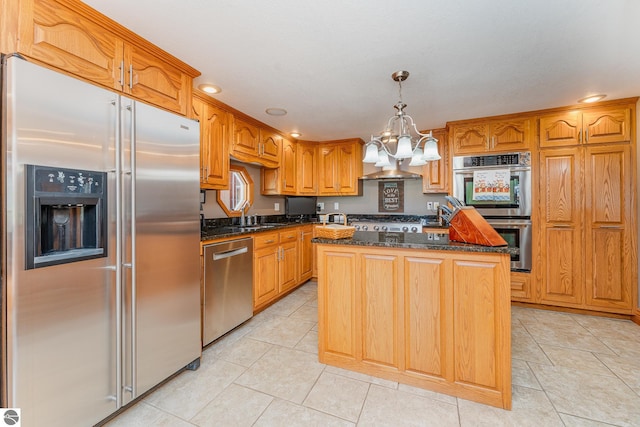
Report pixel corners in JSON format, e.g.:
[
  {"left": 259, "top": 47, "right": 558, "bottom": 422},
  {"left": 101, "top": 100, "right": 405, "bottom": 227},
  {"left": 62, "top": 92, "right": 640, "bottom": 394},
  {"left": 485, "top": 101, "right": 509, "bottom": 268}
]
[{"left": 486, "top": 220, "right": 532, "bottom": 227}]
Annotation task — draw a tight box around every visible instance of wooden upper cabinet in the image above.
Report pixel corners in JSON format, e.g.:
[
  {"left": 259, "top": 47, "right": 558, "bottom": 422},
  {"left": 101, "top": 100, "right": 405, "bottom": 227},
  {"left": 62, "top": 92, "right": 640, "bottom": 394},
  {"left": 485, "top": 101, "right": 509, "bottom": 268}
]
[
  {"left": 260, "top": 137, "right": 296, "bottom": 195},
  {"left": 231, "top": 118, "right": 281, "bottom": 168},
  {"left": 297, "top": 141, "right": 318, "bottom": 194},
  {"left": 318, "top": 139, "right": 363, "bottom": 196},
  {"left": 20, "top": 0, "right": 121, "bottom": 90},
  {"left": 451, "top": 123, "right": 489, "bottom": 155},
  {"left": 16, "top": 0, "right": 198, "bottom": 116},
  {"left": 539, "top": 111, "right": 580, "bottom": 147},
  {"left": 193, "top": 93, "right": 230, "bottom": 189},
  {"left": 491, "top": 118, "right": 533, "bottom": 151},
  {"left": 422, "top": 128, "right": 449, "bottom": 193},
  {"left": 582, "top": 107, "right": 631, "bottom": 144},
  {"left": 260, "top": 131, "right": 282, "bottom": 168},
  {"left": 539, "top": 105, "right": 631, "bottom": 148},
  {"left": 281, "top": 138, "right": 297, "bottom": 194},
  {"left": 124, "top": 44, "right": 189, "bottom": 115},
  {"left": 451, "top": 117, "right": 532, "bottom": 155},
  {"left": 232, "top": 117, "right": 261, "bottom": 157}
]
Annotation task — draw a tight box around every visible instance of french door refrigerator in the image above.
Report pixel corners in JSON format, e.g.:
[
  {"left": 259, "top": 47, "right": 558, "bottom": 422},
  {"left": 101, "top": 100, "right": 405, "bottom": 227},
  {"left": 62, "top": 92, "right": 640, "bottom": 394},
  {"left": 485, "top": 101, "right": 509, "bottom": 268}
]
[{"left": 1, "top": 55, "right": 202, "bottom": 426}]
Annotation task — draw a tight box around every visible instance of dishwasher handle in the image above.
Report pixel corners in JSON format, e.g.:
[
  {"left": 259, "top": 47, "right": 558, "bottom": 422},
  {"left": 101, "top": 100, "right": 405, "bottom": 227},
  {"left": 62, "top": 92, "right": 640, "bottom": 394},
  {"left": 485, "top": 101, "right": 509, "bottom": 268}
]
[{"left": 213, "top": 246, "right": 249, "bottom": 261}]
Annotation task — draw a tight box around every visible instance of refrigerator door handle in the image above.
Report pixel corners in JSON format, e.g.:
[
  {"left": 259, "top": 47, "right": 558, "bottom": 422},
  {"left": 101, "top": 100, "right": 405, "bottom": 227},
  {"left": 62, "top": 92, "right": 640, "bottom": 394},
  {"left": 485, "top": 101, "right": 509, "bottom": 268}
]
[
  {"left": 113, "top": 96, "right": 124, "bottom": 409},
  {"left": 128, "top": 100, "right": 138, "bottom": 399}
]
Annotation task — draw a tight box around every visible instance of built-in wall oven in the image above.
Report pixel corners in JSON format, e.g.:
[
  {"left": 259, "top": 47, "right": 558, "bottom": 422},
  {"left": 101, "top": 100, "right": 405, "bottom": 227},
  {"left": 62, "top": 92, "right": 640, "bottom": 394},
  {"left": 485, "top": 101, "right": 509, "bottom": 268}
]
[
  {"left": 452, "top": 152, "right": 531, "bottom": 217},
  {"left": 453, "top": 152, "right": 532, "bottom": 272}
]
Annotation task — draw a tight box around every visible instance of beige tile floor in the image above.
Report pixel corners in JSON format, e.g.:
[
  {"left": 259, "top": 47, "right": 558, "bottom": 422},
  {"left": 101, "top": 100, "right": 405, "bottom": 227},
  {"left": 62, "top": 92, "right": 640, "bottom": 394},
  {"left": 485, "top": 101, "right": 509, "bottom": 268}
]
[{"left": 104, "top": 280, "right": 640, "bottom": 427}]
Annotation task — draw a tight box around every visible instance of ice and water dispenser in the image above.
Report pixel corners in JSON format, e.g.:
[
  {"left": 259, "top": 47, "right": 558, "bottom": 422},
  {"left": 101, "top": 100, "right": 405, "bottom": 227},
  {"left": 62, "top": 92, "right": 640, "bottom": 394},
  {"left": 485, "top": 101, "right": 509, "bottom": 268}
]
[{"left": 25, "top": 164, "right": 107, "bottom": 269}]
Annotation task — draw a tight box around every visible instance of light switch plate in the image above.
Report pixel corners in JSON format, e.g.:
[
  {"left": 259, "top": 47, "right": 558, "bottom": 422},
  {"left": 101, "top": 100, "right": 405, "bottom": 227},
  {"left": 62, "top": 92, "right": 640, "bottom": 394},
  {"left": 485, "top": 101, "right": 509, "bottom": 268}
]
[
  {"left": 334, "top": 202, "right": 339, "bottom": 210},
  {"left": 274, "top": 202, "right": 280, "bottom": 211}
]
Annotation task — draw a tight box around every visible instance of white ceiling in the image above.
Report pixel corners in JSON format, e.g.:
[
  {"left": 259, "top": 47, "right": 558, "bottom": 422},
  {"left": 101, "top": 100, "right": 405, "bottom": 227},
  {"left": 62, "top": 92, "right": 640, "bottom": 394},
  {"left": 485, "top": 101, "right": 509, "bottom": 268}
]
[{"left": 83, "top": 0, "right": 640, "bottom": 141}]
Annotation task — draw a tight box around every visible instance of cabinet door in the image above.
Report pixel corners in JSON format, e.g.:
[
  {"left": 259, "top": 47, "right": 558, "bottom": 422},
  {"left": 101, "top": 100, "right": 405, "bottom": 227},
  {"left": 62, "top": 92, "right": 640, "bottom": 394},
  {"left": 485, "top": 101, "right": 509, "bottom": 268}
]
[
  {"left": 124, "top": 43, "right": 189, "bottom": 115},
  {"left": 297, "top": 141, "right": 318, "bottom": 194},
  {"left": 254, "top": 246, "right": 279, "bottom": 309},
  {"left": 281, "top": 138, "right": 297, "bottom": 194},
  {"left": 337, "top": 142, "right": 362, "bottom": 195},
  {"left": 404, "top": 254, "right": 451, "bottom": 379},
  {"left": 584, "top": 145, "right": 633, "bottom": 312},
  {"left": 583, "top": 107, "right": 631, "bottom": 145},
  {"left": 318, "top": 145, "right": 339, "bottom": 195},
  {"left": 194, "top": 97, "right": 229, "bottom": 189},
  {"left": 451, "top": 123, "right": 489, "bottom": 155},
  {"left": 232, "top": 117, "right": 261, "bottom": 158},
  {"left": 298, "top": 226, "right": 314, "bottom": 283},
  {"left": 279, "top": 241, "right": 298, "bottom": 294},
  {"left": 21, "top": 0, "right": 121, "bottom": 91},
  {"left": 422, "top": 128, "right": 449, "bottom": 193},
  {"left": 490, "top": 118, "right": 533, "bottom": 152},
  {"left": 201, "top": 103, "right": 230, "bottom": 189},
  {"left": 360, "top": 253, "right": 400, "bottom": 369},
  {"left": 538, "top": 149, "right": 583, "bottom": 306},
  {"left": 539, "top": 111, "right": 581, "bottom": 148},
  {"left": 260, "top": 131, "right": 281, "bottom": 168},
  {"left": 510, "top": 271, "right": 532, "bottom": 302},
  {"left": 191, "top": 97, "right": 208, "bottom": 184},
  {"left": 317, "top": 247, "right": 357, "bottom": 360},
  {"left": 452, "top": 253, "right": 510, "bottom": 390}
]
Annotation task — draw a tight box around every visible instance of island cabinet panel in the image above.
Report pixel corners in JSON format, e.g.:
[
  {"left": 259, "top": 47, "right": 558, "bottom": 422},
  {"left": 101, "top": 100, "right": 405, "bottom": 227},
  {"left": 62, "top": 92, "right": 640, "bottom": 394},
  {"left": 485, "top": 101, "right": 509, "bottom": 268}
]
[
  {"left": 361, "top": 254, "right": 399, "bottom": 369},
  {"left": 317, "top": 244, "right": 512, "bottom": 409},
  {"left": 452, "top": 258, "right": 501, "bottom": 389},
  {"left": 318, "top": 250, "right": 357, "bottom": 359},
  {"left": 404, "top": 256, "right": 451, "bottom": 379}
]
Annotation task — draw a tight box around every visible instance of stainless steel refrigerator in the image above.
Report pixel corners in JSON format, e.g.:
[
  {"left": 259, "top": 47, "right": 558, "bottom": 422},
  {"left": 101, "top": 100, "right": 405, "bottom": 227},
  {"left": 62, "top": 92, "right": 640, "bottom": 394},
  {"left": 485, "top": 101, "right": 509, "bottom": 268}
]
[{"left": 1, "top": 55, "right": 202, "bottom": 426}]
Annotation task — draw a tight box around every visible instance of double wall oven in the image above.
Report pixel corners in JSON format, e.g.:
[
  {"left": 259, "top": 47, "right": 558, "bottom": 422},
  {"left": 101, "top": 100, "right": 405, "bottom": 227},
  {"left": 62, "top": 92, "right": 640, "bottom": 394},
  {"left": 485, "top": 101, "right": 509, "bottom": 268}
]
[{"left": 453, "top": 152, "right": 532, "bottom": 272}]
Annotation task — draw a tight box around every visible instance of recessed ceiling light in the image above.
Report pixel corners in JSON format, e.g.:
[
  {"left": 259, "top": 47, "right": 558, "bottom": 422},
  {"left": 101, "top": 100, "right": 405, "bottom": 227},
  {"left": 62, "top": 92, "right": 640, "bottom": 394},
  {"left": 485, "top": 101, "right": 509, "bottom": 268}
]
[
  {"left": 198, "top": 84, "right": 221, "bottom": 94},
  {"left": 265, "top": 108, "right": 287, "bottom": 116},
  {"left": 290, "top": 132, "right": 301, "bottom": 138},
  {"left": 578, "top": 94, "right": 606, "bottom": 103}
]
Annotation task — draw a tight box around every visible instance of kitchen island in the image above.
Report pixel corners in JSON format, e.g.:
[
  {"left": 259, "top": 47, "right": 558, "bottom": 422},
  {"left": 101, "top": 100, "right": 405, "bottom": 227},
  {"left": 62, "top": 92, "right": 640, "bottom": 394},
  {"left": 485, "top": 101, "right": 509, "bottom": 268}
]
[{"left": 314, "top": 231, "right": 513, "bottom": 409}]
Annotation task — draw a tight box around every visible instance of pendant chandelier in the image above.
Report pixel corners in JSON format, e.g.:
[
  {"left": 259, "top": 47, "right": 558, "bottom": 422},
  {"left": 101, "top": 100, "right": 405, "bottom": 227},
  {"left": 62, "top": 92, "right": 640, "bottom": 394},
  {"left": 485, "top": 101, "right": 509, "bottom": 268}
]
[{"left": 362, "top": 71, "right": 441, "bottom": 167}]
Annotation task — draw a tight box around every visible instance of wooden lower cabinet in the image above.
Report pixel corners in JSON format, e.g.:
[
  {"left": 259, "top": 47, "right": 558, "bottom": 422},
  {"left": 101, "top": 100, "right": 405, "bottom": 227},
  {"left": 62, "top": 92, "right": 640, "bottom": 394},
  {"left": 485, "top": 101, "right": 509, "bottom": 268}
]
[
  {"left": 253, "top": 226, "right": 313, "bottom": 311},
  {"left": 316, "top": 244, "right": 512, "bottom": 409},
  {"left": 510, "top": 271, "right": 532, "bottom": 302},
  {"left": 298, "top": 225, "right": 314, "bottom": 282}
]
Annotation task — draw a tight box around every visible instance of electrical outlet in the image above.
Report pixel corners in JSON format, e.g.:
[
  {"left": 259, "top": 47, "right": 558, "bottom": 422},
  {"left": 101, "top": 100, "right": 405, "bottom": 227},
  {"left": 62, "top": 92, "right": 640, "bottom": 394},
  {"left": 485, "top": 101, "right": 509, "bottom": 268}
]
[
  {"left": 433, "top": 202, "right": 439, "bottom": 210},
  {"left": 274, "top": 202, "right": 280, "bottom": 211},
  {"left": 317, "top": 202, "right": 324, "bottom": 212},
  {"left": 334, "top": 202, "right": 339, "bottom": 210},
  {"left": 426, "top": 202, "right": 433, "bottom": 210}
]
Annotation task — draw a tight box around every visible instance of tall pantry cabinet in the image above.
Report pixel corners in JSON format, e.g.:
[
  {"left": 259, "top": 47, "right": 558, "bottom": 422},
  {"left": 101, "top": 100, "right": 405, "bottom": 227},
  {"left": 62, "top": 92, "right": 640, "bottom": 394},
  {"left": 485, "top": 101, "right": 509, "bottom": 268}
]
[{"left": 538, "top": 100, "right": 637, "bottom": 313}]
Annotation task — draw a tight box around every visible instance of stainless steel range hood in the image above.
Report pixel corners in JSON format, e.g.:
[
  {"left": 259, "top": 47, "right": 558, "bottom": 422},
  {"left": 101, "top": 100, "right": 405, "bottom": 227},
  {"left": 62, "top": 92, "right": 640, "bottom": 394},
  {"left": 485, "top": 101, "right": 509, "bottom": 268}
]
[{"left": 359, "top": 160, "right": 422, "bottom": 180}]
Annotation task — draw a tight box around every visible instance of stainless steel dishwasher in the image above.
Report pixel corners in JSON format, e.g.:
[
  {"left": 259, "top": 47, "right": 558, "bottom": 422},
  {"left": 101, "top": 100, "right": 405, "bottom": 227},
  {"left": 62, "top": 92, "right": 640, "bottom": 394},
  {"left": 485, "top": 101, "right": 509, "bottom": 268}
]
[{"left": 203, "top": 238, "right": 253, "bottom": 346}]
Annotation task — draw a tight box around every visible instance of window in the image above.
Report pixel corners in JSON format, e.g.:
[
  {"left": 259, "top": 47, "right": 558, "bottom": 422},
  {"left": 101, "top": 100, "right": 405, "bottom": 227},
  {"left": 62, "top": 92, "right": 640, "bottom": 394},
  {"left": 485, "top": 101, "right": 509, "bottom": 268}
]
[{"left": 216, "top": 164, "right": 253, "bottom": 216}]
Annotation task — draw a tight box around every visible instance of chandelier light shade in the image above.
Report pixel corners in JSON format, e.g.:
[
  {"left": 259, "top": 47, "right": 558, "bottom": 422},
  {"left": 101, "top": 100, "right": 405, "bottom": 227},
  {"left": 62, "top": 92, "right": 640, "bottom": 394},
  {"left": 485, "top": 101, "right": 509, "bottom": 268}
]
[{"left": 363, "top": 71, "right": 441, "bottom": 165}]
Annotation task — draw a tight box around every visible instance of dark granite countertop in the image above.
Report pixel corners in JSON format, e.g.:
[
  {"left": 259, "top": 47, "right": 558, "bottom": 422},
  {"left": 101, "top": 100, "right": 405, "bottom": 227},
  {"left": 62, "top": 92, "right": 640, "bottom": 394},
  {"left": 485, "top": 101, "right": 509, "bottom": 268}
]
[
  {"left": 201, "top": 221, "right": 318, "bottom": 242},
  {"left": 313, "top": 231, "right": 518, "bottom": 255}
]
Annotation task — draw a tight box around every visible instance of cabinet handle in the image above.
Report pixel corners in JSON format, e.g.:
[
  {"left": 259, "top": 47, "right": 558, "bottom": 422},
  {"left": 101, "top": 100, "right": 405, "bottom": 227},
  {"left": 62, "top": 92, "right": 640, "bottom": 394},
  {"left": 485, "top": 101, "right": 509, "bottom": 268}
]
[
  {"left": 129, "top": 64, "right": 133, "bottom": 89},
  {"left": 599, "top": 225, "right": 620, "bottom": 229},
  {"left": 585, "top": 130, "right": 589, "bottom": 142},
  {"left": 491, "top": 136, "right": 495, "bottom": 147},
  {"left": 264, "top": 239, "right": 275, "bottom": 244},
  {"left": 578, "top": 130, "right": 582, "bottom": 143},
  {"left": 119, "top": 60, "right": 125, "bottom": 87}
]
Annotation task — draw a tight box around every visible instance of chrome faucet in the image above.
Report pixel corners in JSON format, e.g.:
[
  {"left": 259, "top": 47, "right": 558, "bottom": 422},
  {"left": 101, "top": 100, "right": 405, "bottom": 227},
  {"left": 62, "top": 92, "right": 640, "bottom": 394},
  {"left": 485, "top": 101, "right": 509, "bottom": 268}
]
[{"left": 239, "top": 200, "right": 250, "bottom": 226}]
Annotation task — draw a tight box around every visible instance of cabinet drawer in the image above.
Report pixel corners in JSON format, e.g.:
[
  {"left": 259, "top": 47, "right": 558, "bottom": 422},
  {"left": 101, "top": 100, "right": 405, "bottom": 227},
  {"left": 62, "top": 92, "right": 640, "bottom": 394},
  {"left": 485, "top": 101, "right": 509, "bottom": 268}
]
[
  {"left": 254, "top": 232, "right": 279, "bottom": 249},
  {"left": 279, "top": 229, "right": 298, "bottom": 243}
]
